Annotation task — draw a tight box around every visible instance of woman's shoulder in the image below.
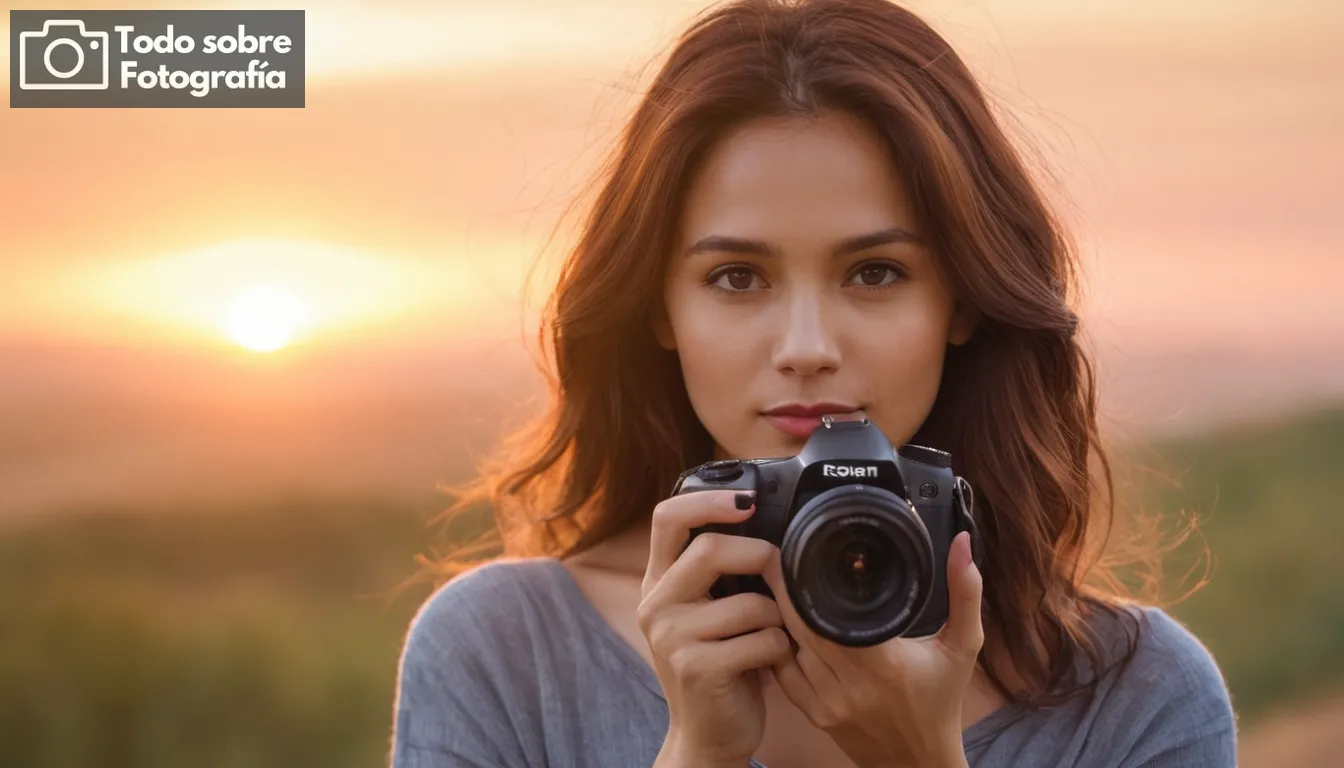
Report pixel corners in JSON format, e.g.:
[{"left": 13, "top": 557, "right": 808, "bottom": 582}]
[
  {"left": 972, "top": 604, "right": 1237, "bottom": 765},
  {"left": 1101, "top": 604, "right": 1232, "bottom": 709},
  {"left": 393, "top": 557, "right": 624, "bottom": 763},
  {"left": 396, "top": 555, "right": 595, "bottom": 696},
  {"left": 1079, "top": 603, "right": 1238, "bottom": 761},
  {"left": 400, "top": 556, "right": 568, "bottom": 663}
]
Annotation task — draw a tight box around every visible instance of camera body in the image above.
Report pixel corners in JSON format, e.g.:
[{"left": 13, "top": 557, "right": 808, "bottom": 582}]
[{"left": 673, "top": 415, "right": 981, "bottom": 647}]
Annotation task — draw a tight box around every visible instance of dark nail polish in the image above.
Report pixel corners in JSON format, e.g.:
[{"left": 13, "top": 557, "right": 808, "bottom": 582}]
[{"left": 734, "top": 492, "right": 755, "bottom": 510}]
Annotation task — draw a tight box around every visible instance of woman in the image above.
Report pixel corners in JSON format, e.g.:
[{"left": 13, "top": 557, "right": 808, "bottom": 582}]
[{"left": 390, "top": 0, "right": 1237, "bottom": 766}]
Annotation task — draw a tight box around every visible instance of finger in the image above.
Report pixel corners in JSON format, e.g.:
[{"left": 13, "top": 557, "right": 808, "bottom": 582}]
[
  {"left": 771, "top": 651, "right": 821, "bottom": 716},
  {"left": 935, "top": 531, "right": 985, "bottom": 661},
  {"left": 795, "top": 645, "right": 845, "bottom": 699},
  {"left": 760, "top": 550, "right": 809, "bottom": 640},
  {"left": 650, "top": 532, "right": 778, "bottom": 606},
  {"left": 678, "top": 592, "right": 783, "bottom": 642},
  {"left": 643, "top": 490, "right": 756, "bottom": 595},
  {"left": 760, "top": 550, "right": 834, "bottom": 657},
  {"left": 704, "top": 626, "right": 793, "bottom": 678}
]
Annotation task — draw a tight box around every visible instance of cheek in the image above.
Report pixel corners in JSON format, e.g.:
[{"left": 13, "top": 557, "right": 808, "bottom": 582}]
[
  {"left": 664, "top": 281, "right": 764, "bottom": 447},
  {"left": 858, "top": 304, "right": 953, "bottom": 444},
  {"left": 671, "top": 311, "right": 754, "bottom": 422}
]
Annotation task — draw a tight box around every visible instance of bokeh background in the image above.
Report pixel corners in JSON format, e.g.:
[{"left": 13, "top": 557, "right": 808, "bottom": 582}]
[{"left": 3, "top": 0, "right": 1341, "bottom": 766}]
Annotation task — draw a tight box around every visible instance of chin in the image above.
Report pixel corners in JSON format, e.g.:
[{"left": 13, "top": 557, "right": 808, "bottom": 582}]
[
  {"left": 709, "top": 431, "right": 783, "bottom": 462},
  {"left": 749, "top": 429, "right": 807, "bottom": 459}
]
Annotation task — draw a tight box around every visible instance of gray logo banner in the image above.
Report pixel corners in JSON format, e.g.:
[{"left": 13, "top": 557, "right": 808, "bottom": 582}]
[{"left": 9, "top": 10, "right": 305, "bottom": 108}]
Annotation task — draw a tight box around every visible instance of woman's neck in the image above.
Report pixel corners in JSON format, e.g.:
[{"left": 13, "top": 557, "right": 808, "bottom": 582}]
[{"left": 569, "top": 517, "right": 656, "bottom": 576}]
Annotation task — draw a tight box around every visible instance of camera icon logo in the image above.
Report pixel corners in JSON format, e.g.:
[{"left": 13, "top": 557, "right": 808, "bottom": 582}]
[{"left": 18, "top": 19, "right": 110, "bottom": 90}]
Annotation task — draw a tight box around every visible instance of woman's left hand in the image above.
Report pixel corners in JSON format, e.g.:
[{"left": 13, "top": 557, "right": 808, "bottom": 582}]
[{"left": 762, "top": 531, "right": 983, "bottom": 768}]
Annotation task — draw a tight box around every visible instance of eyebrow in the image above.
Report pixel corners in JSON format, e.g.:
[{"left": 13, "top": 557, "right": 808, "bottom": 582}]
[{"left": 681, "top": 226, "right": 922, "bottom": 259}]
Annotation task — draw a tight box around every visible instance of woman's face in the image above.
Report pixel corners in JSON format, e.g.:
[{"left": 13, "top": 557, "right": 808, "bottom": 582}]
[{"left": 656, "top": 111, "right": 976, "bottom": 460}]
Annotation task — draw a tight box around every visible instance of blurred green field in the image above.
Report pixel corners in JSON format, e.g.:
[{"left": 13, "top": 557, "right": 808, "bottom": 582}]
[
  {"left": 1118, "top": 406, "right": 1344, "bottom": 720},
  {"left": 0, "top": 495, "right": 449, "bottom": 768},
  {"left": 2, "top": 406, "right": 1342, "bottom": 767}
]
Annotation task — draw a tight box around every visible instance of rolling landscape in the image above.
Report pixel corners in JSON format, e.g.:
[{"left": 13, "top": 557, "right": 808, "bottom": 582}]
[
  {"left": 1, "top": 358, "right": 1342, "bottom": 765},
  {"left": 2, "top": 0, "right": 1340, "bottom": 765}
]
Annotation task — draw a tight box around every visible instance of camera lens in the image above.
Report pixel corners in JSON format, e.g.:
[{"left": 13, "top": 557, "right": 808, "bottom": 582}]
[
  {"left": 827, "top": 534, "right": 900, "bottom": 608},
  {"left": 780, "top": 485, "right": 933, "bottom": 646}
]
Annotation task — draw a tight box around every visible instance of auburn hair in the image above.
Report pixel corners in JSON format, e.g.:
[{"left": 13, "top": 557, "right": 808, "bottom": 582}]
[{"left": 426, "top": 0, "right": 1171, "bottom": 707}]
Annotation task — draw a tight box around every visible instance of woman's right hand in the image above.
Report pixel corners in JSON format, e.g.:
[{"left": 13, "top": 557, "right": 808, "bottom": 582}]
[{"left": 639, "top": 489, "right": 792, "bottom": 768}]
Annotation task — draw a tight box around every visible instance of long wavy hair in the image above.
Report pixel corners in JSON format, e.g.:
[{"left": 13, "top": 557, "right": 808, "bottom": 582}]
[{"left": 425, "top": 0, "right": 1176, "bottom": 707}]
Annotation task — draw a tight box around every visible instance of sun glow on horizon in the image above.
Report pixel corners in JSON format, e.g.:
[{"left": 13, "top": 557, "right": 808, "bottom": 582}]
[
  {"left": 52, "top": 238, "right": 446, "bottom": 347},
  {"left": 38, "top": 235, "right": 538, "bottom": 348},
  {"left": 223, "top": 283, "right": 311, "bottom": 352}
]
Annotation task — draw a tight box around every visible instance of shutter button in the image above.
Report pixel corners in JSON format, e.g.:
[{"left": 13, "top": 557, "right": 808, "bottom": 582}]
[{"left": 697, "top": 459, "right": 744, "bottom": 483}]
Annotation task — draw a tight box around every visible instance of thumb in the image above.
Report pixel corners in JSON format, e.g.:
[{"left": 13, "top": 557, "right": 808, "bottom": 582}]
[{"left": 935, "top": 531, "right": 984, "bottom": 661}]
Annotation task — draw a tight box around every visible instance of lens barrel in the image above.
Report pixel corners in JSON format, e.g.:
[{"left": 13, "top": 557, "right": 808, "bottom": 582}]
[{"left": 780, "top": 484, "right": 934, "bottom": 646}]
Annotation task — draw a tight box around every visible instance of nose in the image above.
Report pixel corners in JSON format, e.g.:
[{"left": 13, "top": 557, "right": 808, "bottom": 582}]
[{"left": 771, "top": 289, "right": 841, "bottom": 377}]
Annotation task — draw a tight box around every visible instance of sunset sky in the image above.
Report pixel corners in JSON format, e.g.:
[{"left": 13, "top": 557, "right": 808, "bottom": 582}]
[{"left": 1, "top": 0, "right": 1341, "bottom": 514}]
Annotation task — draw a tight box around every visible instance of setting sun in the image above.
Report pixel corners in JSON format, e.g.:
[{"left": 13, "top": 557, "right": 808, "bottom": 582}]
[
  {"left": 42, "top": 237, "right": 500, "bottom": 347},
  {"left": 223, "top": 284, "right": 310, "bottom": 352}
]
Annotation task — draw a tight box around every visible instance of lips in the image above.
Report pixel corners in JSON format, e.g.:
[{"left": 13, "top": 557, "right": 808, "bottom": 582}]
[{"left": 761, "top": 403, "right": 864, "bottom": 439}]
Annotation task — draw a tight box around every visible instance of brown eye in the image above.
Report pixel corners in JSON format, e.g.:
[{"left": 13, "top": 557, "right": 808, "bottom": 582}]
[
  {"left": 847, "top": 262, "right": 905, "bottom": 289},
  {"left": 707, "top": 266, "right": 763, "bottom": 292},
  {"left": 726, "top": 269, "right": 753, "bottom": 290},
  {"left": 859, "top": 266, "right": 887, "bottom": 286}
]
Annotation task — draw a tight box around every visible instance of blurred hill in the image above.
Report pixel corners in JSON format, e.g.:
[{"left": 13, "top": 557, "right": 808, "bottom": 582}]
[
  {"left": 1126, "top": 405, "right": 1344, "bottom": 718},
  {"left": 1, "top": 401, "right": 1342, "bottom": 766},
  {"left": 0, "top": 335, "right": 543, "bottom": 519},
  {"left": 5, "top": 335, "right": 1344, "bottom": 519}
]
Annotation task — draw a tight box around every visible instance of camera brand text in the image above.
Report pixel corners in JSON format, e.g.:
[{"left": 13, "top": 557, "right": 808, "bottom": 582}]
[{"left": 822, "top": 464, "right": 879, "bottom": 478}]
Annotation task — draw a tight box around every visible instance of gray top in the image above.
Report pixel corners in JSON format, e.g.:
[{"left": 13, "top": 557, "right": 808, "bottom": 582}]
[{"left": 391, "top": 557, "right": 1237, "bottom": 767}]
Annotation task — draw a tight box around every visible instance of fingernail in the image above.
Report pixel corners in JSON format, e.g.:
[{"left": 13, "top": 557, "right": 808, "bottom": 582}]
[{"left": 734, "top": 492, "right": 755, "bottom": 510}]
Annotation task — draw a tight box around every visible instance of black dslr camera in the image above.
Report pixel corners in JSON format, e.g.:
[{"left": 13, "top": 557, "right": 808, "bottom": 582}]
[{"left": 673, "top": 415, "right": 981, "bottom": 647}]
